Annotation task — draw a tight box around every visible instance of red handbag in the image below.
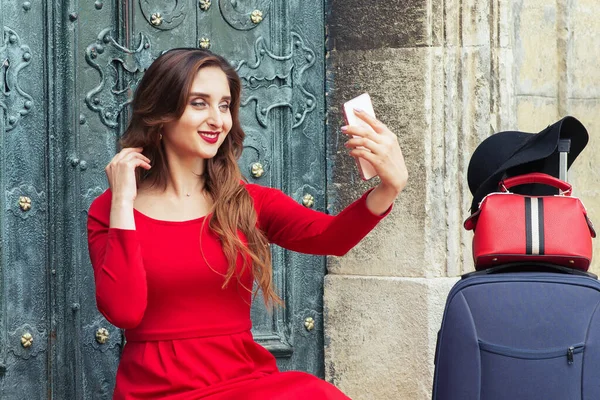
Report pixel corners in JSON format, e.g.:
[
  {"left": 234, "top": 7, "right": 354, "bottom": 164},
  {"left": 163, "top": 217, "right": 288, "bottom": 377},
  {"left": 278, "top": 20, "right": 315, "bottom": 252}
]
[{"left": 464, "top": 172, "right": 596, "bottom": 270}]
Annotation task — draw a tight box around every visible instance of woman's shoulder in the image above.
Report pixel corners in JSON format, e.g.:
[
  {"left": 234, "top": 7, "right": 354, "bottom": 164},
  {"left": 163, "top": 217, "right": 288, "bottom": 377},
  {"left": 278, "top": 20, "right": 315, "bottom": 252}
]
[
  {"left": 241, "top": 182, "right": 297, "bottom": 216},
  {"left": 88, "top": 188, "right": 112, "bottom": 219},
  {"left": 242, "top": 182, "right": 266, "bottom": 195},
  {"left": 242, "top": 182, "right": 281, "bottom": 201}
]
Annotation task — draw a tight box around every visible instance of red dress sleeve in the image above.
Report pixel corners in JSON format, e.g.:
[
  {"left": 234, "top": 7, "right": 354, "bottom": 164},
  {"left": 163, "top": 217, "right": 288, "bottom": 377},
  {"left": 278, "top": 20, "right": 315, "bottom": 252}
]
[
  {"left": 246, "top": 184, "right": 391, "bottom": 256},
  {"left": 87, "top": 190, "right": 147, "bottom": 329}
]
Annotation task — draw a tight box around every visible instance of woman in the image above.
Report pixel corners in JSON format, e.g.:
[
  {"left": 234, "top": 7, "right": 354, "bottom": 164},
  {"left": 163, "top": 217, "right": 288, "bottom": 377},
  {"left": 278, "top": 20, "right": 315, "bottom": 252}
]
[{"left": 87, "top": 48, "right": 408, "bottom": 399}]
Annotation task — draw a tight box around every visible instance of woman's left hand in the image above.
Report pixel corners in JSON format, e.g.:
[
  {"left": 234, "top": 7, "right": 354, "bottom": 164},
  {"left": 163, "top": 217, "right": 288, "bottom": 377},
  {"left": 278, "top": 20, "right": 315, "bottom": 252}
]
[{"left": 342, "top": 109, "right": 408, "bottom": 197}]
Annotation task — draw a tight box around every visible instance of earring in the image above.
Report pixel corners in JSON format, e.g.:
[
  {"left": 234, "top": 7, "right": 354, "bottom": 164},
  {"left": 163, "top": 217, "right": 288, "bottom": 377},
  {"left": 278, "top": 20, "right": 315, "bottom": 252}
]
[{"left": 159, "top": 133, "right": 163, "bottom": 140}]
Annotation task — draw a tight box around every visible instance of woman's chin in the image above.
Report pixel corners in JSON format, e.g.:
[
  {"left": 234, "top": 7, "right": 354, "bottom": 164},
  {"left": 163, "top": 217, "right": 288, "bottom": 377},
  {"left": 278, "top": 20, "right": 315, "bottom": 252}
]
[{"left": 195, "top": 149, "right": 219, "bottom": 160}]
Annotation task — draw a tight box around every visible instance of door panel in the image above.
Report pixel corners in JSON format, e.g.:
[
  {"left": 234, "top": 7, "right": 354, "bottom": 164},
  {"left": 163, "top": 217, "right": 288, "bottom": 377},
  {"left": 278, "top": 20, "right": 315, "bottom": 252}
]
[
  {"left": 1, "top": 0, "right": 49, "bottom": 398},
  {"left": 0, "top": 0, "right": 326, "bottom": 397}
]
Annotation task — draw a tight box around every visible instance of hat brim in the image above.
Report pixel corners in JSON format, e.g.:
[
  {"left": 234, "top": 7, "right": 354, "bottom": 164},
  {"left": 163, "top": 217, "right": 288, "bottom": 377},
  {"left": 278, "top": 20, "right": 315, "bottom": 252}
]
[{"left": 470, "top": 116, "right": 588, "bottom": 212}]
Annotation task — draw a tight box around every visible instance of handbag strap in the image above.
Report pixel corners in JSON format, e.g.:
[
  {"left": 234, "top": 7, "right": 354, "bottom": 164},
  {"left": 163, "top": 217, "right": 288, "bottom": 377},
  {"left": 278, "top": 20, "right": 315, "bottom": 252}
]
[
  {"left": 500, "top": 172, "right": 572, "bottom": 195},
  {"left": 465, "top": 172, "right": 580, "bottom": 231}
]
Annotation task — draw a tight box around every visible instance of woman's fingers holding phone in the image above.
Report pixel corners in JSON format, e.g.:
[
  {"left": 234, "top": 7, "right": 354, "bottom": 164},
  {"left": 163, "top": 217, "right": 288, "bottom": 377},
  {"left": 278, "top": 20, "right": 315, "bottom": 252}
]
[
  {"left": 341, "top": 124, "right": 382, "bottom": 144},
  {"left": 351, "top": 142, "right": 408, "bottom": 194},
  {"left": 343, "top": 117, "right": 397, "bottom": 158},
  {"left": 353, "top": 109, "right": 391, "bottom": 135},
  {"left": 344, "top": 136, "right": 382, "bottom": 154},
  {"left": 345, "top": 117, "right": 408, "bottom": 193},
  {"left": 342, "top": 110, "right": 395, "bottom": 142}
]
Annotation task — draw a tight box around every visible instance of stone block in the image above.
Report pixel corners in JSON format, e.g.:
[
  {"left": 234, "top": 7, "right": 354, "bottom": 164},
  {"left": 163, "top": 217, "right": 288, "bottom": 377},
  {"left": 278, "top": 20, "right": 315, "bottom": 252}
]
[
  {"left": 460, "top": 0, "right": 492, "bottom": 47},
  {"left": 516, "top": 96, "right": 559, "bottom": 132},
  {"left": 568, "top": 0, "right": 600, "bottom": 98},
  {"left": 564, "top": 100, "right": 600, "bottom": 275},
  {"left": 327, "top": 0, "right": 429, "bottom": 51},
  {"left": 324, "top": 275, "right": 458, "bottom": 400},
  {"left": 326, "top": 48, "right": 430, "bottom": 277},
  {"left": 513, "top": 1, "right": 558, "bottom": 97}
]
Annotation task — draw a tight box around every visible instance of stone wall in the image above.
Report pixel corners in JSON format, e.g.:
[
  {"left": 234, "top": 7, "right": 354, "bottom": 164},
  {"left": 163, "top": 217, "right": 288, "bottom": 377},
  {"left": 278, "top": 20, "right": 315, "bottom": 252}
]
[{"left": 324, "top": 0, "right": 600, "bottom": 398}]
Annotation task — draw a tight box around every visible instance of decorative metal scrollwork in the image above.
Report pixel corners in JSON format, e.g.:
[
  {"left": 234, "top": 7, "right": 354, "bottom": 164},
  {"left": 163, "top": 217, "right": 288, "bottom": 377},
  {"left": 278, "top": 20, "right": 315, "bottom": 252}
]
[
  {"left": 83, "top": 186, "right": 106, "bottom": 214},
  {"left": 199, "top": 0, "right": 211, "bottom": 11},
  {"left": 250, "top": 162, "right": 264, "bottom": 178},
  {"left": 85, "top": 28, "right": 154, "bottom": 129},
  {"left": 199, "top": 38, "right": 211, "bottom": 49},
  {"left": 219, "top": 0, "right": 270, "bottom": 30},
  {"left": 6, "top": 184, "right": 46, "bottom": 219},
  {"left": 18, "top": 196, "right": 31, "bottom": 211},
  {"left": 304, "top": 317, "right": 315, "bottom": 331},
  {"left": 8, "top": 323, "right": 47, "bottom": 360},
  {"left": 234, "top": 32, "right": 317, "bottom": 129},
  {"left": 250, "top": 10, "right": 263, "bottom": 24},
  {"left": 296, "top": 309, "right": 322, "bottom": 338},
  {"left": 95, "top": 328, "right": 110, "bottom": 344},
  {"left": 240, "top": 129, "right": 270, "bottom": 181},
  {"left": 1, "top": 27, "right": 34, "bottom": 131},
  {"left": 21, "top": 332, "right": 33, "bottom": 348},
  {"left": 83, "top": 319, "right": 121, "bottom": 352},
  {"left": 150, "top": 13, "right": 163, "bottom": 26},
  {"left": 302, "top": 194, "right": 314, "bottom": 208},
  {"left": 295, "top": 185, "right": 321, "bottom": 210},
  {"left": 139, "top": 0, "right": 187, "bottom": 30}
]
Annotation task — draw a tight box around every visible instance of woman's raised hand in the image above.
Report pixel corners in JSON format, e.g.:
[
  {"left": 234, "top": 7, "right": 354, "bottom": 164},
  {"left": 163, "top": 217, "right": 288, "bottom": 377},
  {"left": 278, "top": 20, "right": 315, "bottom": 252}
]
[
  {"left": 342, "top": 109, "right": 408, "bottom": 196},
  {"left": 105, "top": 148, "right": 151, "bottom": 205}
]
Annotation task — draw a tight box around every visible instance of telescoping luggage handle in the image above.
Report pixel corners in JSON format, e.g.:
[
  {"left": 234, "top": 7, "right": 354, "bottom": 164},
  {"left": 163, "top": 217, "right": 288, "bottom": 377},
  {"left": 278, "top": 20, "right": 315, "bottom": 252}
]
[
  {"left": 500, "top": 172, "right": 572, "bottom": 195},
  {"left": 559, "top": 138, "right": 571, "bottom": 182}
]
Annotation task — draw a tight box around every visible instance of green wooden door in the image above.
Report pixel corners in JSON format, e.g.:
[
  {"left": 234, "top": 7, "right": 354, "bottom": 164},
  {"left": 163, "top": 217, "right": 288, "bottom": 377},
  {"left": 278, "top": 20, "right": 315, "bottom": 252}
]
[{"left": 0, "top": 1, "right": 326, "bottom": 398}]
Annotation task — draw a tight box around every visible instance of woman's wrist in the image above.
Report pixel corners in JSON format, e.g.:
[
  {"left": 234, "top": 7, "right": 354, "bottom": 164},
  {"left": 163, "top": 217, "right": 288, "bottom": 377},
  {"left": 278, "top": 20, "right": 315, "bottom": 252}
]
[
  {"left": 376, "top": 182, "right": 402, "bottom": 198},
  {"left": 111, "top": 195, "right": 135, "bottom": 209},
  {"left": 110, "top": 196, "right": 136, "bottom": 229},
  {"left": 366, "top": 183, "right": 399, "bottom": 216}
]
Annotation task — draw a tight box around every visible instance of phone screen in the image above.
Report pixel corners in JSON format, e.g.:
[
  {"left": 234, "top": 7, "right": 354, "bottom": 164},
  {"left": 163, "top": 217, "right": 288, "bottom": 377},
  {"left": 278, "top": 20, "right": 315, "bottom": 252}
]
[{"left": 342, "top": 93, "right": 378, "bottom": 180}]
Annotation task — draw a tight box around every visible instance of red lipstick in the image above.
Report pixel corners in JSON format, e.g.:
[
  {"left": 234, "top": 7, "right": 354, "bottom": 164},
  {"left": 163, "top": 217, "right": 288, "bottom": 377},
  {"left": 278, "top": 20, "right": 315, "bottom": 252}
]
[{"left": 199, "top": 131, "right": 219, "bottom": 144}]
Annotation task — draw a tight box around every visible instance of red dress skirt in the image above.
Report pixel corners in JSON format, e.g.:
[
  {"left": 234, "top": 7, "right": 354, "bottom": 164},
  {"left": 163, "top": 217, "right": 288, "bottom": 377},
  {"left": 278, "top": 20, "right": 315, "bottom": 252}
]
[{"left": 116, "top": 331, "right": 349, "bottom": 399}]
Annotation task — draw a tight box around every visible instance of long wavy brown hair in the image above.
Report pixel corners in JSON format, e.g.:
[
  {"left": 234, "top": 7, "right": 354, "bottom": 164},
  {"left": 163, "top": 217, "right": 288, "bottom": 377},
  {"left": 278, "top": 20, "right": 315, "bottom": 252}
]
[{"left": 120, "top": 48, "right": 281, "bottom": 306}]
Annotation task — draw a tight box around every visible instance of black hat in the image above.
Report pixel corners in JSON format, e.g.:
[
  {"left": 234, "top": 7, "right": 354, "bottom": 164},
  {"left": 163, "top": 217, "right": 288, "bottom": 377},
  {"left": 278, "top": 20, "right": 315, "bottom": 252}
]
[{"left": 468, "top": 116, "right": 589, "bottom": 212}]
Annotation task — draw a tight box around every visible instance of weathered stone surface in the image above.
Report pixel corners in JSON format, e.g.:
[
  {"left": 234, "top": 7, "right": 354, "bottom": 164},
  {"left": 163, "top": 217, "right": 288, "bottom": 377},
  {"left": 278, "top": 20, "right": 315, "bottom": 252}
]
[
  {"left": 516, "top": 96, "right": 559, "bottom": 133},
  {"left": 325, "top": 42, "right": 499, "bottom": 279},
  {"left": 513, "top": 1, "right": 559, "bottom": 97},
  {"left": 459, "top": 0, "right": 492, "bottom": 47},
  {"left": 564, "top": 100, "right": 600, "bottom": 275},
  {"left": 568, "top": 0, "right": 600, "bottom": 98},
  {"left": 324, "top": 276, "right": 458, "bottom": 400},
  {"left": 326, "top": 47, "right": 430, "bottom": 277},
  {"left": 324, "top": 0, "right": 600, "bottom": 398},
  {"left": 327, "top": 0, "right": 429, "bottom": 51}
]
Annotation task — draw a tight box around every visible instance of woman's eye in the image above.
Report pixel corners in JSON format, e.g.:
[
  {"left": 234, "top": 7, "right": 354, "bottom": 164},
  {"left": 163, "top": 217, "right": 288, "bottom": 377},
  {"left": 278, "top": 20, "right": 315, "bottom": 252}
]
[
  {"left": 191, "top": 101, "right": 207, "bottom": 107},
  {"left": 219, "top": 103, "right": 230, "bottom": 112}
]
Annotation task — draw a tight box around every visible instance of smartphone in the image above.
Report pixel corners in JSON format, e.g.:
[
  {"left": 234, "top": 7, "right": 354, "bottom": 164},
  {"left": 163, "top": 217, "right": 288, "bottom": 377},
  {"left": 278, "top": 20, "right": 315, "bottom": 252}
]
[{"left": 342, "top": 93, "right": 378, "bottom": 180}]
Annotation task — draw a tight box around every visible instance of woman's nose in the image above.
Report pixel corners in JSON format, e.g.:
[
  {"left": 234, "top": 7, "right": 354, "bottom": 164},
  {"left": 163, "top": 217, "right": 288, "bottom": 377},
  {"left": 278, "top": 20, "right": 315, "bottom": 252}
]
[{"left": 206, "top": 106, "right": 223, "bottom": 129}]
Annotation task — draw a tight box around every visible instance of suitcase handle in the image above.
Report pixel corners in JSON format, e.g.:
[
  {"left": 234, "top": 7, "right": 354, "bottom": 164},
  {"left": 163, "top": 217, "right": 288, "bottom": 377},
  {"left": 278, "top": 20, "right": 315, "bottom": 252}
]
[
  {"left": 500, "top": 173, "right": 572, "bottom": 195},
  {"left": 462, "top": 262, "right": 598, "bottom": 279}
]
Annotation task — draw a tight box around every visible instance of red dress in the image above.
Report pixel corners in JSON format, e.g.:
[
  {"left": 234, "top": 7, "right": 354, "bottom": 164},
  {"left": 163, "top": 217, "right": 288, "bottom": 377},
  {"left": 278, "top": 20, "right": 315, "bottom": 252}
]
[{"left": 87, "top": 183, "right": 390, "bottom": 399}]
